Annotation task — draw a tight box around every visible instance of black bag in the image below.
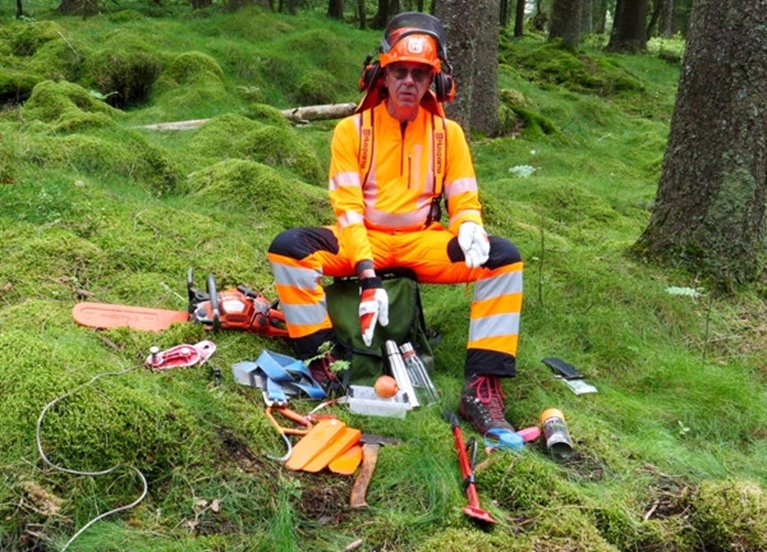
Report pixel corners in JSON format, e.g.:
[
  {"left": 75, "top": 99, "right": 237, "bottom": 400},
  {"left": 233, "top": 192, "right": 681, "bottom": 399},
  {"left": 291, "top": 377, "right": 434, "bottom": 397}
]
[{"left": 325, "top": 272, "right": 434, "bottom": 380}]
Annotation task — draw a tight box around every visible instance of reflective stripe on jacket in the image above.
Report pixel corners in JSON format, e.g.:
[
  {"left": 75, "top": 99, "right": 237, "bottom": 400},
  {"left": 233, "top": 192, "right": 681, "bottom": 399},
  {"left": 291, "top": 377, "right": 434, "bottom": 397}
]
[{"left": 328, "top": 102, "right": 484, "bottom": 269}]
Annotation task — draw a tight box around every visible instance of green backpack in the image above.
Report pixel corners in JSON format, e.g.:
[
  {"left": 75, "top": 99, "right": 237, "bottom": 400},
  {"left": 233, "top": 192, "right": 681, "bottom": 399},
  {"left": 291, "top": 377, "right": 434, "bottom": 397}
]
[{"left": 325, "top": 271, "right": 434, "bottom": 382}]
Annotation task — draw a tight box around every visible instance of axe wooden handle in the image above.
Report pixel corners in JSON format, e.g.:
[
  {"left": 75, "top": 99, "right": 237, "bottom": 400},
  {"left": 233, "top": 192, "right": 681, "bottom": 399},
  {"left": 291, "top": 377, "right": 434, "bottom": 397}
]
[{"left": 350, "top": 443, "right": 380, "bottom": 508}]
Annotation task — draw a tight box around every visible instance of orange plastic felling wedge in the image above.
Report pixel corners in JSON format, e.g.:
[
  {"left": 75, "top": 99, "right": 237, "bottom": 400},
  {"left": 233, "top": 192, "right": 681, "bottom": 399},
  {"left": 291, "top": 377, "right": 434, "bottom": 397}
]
[
  {"left": 302, "top": 427, "right": 361, "bottom": 473},
  {"left": 285, "top": 418, "right": 347, "bottom": 471},
  {"left": 328, "top": 444, "right": 363, "bottom": 475}
]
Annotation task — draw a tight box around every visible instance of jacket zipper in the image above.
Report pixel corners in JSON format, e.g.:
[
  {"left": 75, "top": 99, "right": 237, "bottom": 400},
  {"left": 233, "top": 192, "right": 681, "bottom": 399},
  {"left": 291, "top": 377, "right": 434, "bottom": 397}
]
[{"left": 400, "top": 122, "right": 408, "bottom": 186}]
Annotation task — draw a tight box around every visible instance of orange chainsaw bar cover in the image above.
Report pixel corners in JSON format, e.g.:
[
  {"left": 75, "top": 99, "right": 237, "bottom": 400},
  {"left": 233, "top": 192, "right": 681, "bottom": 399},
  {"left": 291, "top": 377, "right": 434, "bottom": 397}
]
[{"left": 73, "top": 303, "right": 188, "bottom": 332}]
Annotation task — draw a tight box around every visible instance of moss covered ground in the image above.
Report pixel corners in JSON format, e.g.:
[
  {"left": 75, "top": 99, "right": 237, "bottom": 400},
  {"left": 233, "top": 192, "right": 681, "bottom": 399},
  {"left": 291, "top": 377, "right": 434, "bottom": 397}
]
[{"left": 1, "top": 2, "right": 766, "bottom": 551}]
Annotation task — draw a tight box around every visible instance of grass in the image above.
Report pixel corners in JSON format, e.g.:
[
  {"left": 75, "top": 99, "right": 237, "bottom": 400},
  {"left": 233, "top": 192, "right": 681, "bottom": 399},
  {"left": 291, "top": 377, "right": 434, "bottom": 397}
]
[{"left": 2, "top": 2, "right": 767, "bottom": 551}]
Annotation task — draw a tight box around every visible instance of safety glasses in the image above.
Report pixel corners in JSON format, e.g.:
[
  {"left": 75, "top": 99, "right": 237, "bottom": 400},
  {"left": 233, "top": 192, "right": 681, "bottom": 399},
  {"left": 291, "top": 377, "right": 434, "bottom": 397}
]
[{"left": 388, "top": 66, "right": 433, "bottom": 83}]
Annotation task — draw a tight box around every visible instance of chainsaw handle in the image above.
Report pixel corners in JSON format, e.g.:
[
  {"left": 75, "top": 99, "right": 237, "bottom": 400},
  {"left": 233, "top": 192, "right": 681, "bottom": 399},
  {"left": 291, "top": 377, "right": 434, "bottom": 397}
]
[{"left": 206, "top": 274, "right": 221, "bottom": 331}]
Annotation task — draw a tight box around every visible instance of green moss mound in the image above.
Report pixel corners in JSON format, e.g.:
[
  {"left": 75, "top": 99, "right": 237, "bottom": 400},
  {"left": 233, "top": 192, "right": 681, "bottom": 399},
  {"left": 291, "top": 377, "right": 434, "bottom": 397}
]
[
  {"left": 189, "top": 113, "right": 261, "bottom": 156},
  {"left": 691, "top": 480, "right": 767, "bottom": 550},
  {"left": 84, "top": 36, "right": 162, "bottom": 108},
  {"left": 107, "top": 9, "right": 147, "bottom": 22},
  {"left": 282, "top": 28, "right": 350, "bottom": 77},
  {"left": 3, "top": 20, "right": 63, "bottom": 57},
  {"left": 501, "top": 38, "right": 644, "bottom": 97},
  {"left": 22, "top": 80, "right": 119, "bottom": 129},
  {"left": 499, "top": 87, "right": 557, "bottom": 137},
  {"left": 513, "top": 179, "right": 619, "bottom": 230},
  {"left": 0, "top": 67, "right": 39, "bottom": 103},
  {"left": 154, "top": 51, "right": 224, "bottom": 91},
  {"left": 240, "top": 125, "right": 324, "bottom": 184},
  {"left": 185, "top": 159, "right": 331, "bottom": 228},
  {"left": 293, "top": 69, "right": 338, "bottom": 106},
  {"left": 28, "top": 36, "right": 88, "bottom": 83},
  {"left": 189, "top": 114, "right": 324, "bottom": 184},
  {"left": 244, "top": 103, "right": 291, "bottom": 128},
  {"left": 146, "top": 52, "right": 233, "bottom": 121},
  {"left": 0, "top": 227, "right": 107, "bottom": 304},
  {"left": 25, "top": 129, "right": 180, "bottom": 194}
]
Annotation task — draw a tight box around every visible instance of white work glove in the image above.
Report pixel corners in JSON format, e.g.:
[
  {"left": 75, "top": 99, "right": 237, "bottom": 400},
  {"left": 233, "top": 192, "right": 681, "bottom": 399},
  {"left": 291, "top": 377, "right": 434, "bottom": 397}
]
[
  {"left": 359, "top": 277, "right": 389, "bottom": 347},
  {"left": 458, "top": 221, "right": 490, "bottom": 269}
]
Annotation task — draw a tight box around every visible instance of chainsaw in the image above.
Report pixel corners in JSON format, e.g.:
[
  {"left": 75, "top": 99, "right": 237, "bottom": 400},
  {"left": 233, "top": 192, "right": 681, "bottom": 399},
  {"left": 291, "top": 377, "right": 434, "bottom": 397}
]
[
  {"left": 72, "top": 268, "right": 288, "bottom": 338},
  {"left": 186, "top": 268, "right": 288, "bottom": 337}
]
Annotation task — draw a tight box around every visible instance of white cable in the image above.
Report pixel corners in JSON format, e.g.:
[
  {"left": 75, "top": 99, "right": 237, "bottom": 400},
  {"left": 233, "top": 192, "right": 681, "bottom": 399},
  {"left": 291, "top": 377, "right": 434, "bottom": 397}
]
[{"left": 35, "top": 366, "right": 148, "bottom": 552}]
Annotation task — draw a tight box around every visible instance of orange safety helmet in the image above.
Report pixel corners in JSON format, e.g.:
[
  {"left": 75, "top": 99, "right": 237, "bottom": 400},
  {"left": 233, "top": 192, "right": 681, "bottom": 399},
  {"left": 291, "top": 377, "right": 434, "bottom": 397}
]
[
  {"left": 379, "top": 31, "right": 442, "bottom": 72},
  {"left": 357, "top": 12, "right": 455, "bottom": 114}
]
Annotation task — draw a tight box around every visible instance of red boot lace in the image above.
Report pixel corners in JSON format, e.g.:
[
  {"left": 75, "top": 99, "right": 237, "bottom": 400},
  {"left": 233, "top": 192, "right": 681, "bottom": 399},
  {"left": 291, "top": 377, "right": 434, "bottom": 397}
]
[{"left": 469, "top": 376, "right": 506, "bottom": 421}]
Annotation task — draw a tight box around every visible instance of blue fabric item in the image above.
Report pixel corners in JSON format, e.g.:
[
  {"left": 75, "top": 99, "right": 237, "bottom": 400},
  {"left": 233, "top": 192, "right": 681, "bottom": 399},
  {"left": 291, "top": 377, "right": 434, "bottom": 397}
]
[
  {"left": 483, "top": 428, "right": 524, "bottom": 452},
  {"left": 255, "top": 350, "right": 326, "bottom": 401}
]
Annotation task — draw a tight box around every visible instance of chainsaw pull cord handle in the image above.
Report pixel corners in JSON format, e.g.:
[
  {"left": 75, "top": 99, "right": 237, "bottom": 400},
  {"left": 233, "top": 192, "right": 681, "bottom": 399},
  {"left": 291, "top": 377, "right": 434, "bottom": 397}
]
[{"left": 206, "top": 273, "right": 221, "bottom": 331}]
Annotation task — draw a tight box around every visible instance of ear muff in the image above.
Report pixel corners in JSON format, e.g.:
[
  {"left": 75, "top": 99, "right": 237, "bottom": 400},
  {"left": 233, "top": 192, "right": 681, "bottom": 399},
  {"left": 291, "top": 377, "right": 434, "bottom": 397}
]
[
  {"left": 359, "top": 54, "right": 384, "bottom": 92},
  {"left": 433, "top": 70, "right": 455, "bottom": 102}
]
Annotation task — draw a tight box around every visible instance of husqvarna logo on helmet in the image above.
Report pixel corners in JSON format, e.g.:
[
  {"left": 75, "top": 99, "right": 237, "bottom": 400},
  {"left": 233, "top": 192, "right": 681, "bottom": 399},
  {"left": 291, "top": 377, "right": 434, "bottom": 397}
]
[{"left": 407, "top": 37, "right": 426, "bottom": 54}]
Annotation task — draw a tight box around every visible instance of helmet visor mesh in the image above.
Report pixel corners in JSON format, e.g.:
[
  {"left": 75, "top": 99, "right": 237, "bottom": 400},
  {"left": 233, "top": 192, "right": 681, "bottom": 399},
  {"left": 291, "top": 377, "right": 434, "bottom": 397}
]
[{"left": 382, "top": 12, "right": 448, "bottom": 59}]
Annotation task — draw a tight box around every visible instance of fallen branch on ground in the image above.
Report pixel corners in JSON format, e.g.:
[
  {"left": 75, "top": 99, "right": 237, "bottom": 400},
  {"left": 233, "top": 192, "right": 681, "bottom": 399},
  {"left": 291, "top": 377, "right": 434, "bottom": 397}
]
[{"left": 138, "top": 102, "right": 358, "bottom": 131}]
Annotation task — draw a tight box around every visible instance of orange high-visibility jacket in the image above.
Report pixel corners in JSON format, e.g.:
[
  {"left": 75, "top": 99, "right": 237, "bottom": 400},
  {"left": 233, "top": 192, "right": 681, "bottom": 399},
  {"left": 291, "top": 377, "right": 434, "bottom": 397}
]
[{"left": 328, "top": 102, "right": 484, "bottom": 270}]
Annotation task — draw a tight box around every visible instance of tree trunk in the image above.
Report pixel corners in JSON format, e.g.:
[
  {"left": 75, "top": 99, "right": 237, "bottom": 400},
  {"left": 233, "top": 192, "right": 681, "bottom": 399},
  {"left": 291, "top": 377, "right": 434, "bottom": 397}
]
[
  {"left": 608, "top": 0, "right": 648, "bottom": 52},
  {"left": 659, "top": 0, "right": 675, "bottom": 36},
  {"left": 593, "top": 0, "right": 608, "bottom": 33},
  {"left": 646, "top": 0, "right": 663, "bottom": 37},
  {"left": 549, "top": 0, "right": 582, "bottom": 49},
  {"left": 435, "top": 0, "right": 500, "bottom": 136},
  {"left": 513, "top": 0, "right": 525, "bottom": 36},
  {"left": 580, "top": 0, "right": 593, "bottom": 35},
  {"left": 636, "top": 0, "right": 767, "bottom": 288},
  {"left": 328, "top": 0, "right": 343, "bottom": 18},
  {"left": 531, "top": 0, "right": 548, "bottom": 32},
  {"left": 499, "top": 0, "right": 509, "bottom": 28},
  {"left": 373, "top": 0, "right": 389, "bottom": 27},
  {"left": 358, "top": 0, "right": 367, "bottom": 28},
  {"left": 58, "top": 0, "right": 98, "bottom": 15},
  {"left": 191, "top": 0, "right": 212, "bottom": 9}
]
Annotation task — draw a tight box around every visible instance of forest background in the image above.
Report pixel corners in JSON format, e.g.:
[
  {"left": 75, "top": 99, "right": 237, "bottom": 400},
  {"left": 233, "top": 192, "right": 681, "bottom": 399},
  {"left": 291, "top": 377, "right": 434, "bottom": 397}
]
[{"left": 1, "top": 0, "right": 766, "bottom": 551}]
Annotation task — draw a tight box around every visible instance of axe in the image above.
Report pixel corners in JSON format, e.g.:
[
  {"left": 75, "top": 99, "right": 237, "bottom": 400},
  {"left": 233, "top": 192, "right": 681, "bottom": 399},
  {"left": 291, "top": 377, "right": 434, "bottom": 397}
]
[{"left": 349, "top": 433, "right": 400, "bottom": 508}]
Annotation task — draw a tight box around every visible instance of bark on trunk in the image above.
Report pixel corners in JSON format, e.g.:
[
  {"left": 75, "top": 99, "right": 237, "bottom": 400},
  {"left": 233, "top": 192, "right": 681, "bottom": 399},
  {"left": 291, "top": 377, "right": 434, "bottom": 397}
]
[
  {"left": 608, "top": 0, "right": 649, "bottom": 52},
  {"left": 581, "top": 0, "right": 593, "bottom": 35},
  {"left": 373, "top": 0, "right": 400, "bottom": 28},
  {"left": 659, "top": 0, "right": 675, "bottom": 36},
  {"left": 327, "top": 0, "right": 344, "bottom": 18},
  {"left": 549, "top": 0, "right": 582, "bottom": 49},
  {"left": 358, "top": 0, "right": 367, "bottom": 28},
  {"left": 58, "top": 0, "right": 98, "bottom": 15},
  {"left": 636, "top": 0, "right": 767, "bottom": 287},
  {"left": 436, "top": 0, "right": 500, "bottom": 136},
  {"left": 16, "top": 0, "right": 23, "bottom": 18},
  {"left": 593, "top": 0, "right": 608, "bottom": 33},
  {"left": 646, "top": 0, "right": 663, "bottom": 37},
  {"left": 514, "top": 0, "right": 525, "bottom": 36},
  {"left": 500, "top": 0, "right": 510, "bottom": 28}
]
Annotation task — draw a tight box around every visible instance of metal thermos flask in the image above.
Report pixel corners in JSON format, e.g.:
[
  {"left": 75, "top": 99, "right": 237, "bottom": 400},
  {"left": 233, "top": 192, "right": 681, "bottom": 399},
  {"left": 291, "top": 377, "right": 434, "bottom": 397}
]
[{"left": 540, "top": 408, "right": 574, "bottom": 459}]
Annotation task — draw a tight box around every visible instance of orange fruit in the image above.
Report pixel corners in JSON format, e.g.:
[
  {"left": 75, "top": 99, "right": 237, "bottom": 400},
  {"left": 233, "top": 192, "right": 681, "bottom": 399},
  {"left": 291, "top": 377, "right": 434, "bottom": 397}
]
[{"left": 374, "top": 375, "right": 399, "bottom": 398}]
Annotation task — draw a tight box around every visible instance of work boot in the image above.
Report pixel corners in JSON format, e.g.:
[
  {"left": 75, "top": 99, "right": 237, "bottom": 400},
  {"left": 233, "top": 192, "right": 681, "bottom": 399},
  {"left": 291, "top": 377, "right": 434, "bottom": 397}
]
[{"left": 458, "top": 375, "right": 515, "bottom": 434}]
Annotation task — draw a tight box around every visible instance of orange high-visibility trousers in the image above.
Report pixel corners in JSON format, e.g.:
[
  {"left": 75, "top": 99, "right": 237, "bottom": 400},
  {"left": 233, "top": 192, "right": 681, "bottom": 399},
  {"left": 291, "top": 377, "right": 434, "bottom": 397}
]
[{"left": 268, "top": 223, "right": 523, "bottom": 377}]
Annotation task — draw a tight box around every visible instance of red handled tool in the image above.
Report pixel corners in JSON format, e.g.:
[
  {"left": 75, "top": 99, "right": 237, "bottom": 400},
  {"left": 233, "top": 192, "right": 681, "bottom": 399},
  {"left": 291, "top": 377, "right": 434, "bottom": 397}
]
[{"left": 443, "top": 411, "right": 497, "bottom": 524}]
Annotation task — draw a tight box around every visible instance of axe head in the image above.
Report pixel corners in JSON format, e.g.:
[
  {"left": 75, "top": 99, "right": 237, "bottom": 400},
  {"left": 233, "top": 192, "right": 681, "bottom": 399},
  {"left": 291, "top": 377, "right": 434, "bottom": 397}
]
[{"left": 360, "top": 433, "right": 400, "bottom": 447}]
